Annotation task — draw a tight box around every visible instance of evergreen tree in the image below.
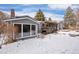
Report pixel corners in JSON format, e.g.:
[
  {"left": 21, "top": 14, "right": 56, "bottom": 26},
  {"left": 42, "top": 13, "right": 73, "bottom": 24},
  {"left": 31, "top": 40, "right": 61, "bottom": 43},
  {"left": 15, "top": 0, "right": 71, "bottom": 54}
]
[
  {"left": 35, "top": 9, "right": 45, "bottom": 21},
  {"left": 64, "top": 7, "right": 76, "bottom": 29}
]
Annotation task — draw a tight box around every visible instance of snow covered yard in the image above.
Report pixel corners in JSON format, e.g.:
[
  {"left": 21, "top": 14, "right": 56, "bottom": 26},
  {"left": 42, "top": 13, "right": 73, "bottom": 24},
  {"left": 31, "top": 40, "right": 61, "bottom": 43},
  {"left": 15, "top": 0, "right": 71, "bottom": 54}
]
[{"left": 0, "top": 31, "right": 79, "bottom": 54}]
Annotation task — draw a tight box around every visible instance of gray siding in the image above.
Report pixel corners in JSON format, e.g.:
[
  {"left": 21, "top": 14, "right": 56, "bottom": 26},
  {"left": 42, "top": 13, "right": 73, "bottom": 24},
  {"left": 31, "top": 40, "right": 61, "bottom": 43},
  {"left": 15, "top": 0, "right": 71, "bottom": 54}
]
[{"left": 11, "top": 19, "right": 37, "bottom": 25}]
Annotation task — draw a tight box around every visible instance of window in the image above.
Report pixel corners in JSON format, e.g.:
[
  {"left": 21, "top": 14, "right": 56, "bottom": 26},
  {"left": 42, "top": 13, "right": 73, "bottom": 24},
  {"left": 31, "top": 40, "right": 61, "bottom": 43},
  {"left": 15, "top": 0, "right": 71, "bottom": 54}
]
[{"left": 23, "top": 24, "right": 30, "bottom": 36}]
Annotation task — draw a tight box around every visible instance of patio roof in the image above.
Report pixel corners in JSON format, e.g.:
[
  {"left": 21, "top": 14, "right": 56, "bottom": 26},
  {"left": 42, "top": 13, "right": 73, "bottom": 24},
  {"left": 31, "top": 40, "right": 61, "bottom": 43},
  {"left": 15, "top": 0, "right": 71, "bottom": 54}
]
[{"left": 4, "top": 16, "right": 38, "bottom": 24}]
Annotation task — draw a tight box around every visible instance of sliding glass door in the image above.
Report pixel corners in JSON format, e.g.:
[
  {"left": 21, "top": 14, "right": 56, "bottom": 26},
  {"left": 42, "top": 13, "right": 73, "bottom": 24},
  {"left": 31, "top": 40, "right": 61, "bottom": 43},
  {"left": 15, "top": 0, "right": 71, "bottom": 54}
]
[{"left": 23, "top": 24, "right": 30, "bottom": 37}]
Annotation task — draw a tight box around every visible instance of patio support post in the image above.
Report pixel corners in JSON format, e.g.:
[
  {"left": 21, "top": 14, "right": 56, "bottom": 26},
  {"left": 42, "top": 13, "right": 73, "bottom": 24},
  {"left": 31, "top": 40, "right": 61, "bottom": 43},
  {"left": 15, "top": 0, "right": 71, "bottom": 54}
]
[
  {"left": 13, "top": 23, "right": 14, "bottom": 39},
  {"left": 30, "top": 24, "right": 32, "bottom": 36},
  {"left": 36, "top": 25, "right": 38, "bottom": 36},
  {"left": 57, "top": 24, "right": 59, "bottom": 31},
  {"left": 21, "top": 24, "right": 23, "bottom": 38}
]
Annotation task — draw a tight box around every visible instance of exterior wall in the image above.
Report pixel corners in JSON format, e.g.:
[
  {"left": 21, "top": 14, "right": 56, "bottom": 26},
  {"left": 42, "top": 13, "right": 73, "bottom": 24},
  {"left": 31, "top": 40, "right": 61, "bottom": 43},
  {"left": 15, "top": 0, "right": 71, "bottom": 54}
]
[{"left": 41, "top": 22, "right": 57, "bottom": 34}]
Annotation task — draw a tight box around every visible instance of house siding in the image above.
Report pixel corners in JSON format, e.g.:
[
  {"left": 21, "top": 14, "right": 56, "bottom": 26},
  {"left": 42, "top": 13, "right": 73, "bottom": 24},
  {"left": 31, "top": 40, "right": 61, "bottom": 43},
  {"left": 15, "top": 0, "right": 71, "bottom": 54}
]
[{"left": 11, "top": 19, "right": 37, "bottom": 25}]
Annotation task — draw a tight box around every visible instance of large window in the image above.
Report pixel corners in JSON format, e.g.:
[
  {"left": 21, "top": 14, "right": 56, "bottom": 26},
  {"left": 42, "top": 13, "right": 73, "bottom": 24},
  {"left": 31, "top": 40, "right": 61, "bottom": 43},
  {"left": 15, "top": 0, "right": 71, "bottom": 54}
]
[
  {"left": 23, "top": 24, "right": 30, "bottom": 36},
  {"left": 14, "top": 24, "right": 21, "bottom": 38}
]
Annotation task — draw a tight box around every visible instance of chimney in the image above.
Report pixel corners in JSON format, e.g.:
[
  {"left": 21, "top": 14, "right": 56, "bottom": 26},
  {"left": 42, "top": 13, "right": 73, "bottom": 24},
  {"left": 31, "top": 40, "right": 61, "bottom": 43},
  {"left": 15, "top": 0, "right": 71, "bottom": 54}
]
[{"left": 11, "top": 9, "right": 15, "bottom": 19}]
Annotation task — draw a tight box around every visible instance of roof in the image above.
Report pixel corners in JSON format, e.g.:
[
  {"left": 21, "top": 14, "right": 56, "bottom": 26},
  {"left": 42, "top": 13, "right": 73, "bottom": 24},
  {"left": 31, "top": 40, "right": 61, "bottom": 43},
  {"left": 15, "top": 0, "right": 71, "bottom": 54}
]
[
  {"left": 4, "top": 16, "right": 38, "bottom": 24},
  {"left": 15, "top": 15, "right": 32, "bottom": 19}
]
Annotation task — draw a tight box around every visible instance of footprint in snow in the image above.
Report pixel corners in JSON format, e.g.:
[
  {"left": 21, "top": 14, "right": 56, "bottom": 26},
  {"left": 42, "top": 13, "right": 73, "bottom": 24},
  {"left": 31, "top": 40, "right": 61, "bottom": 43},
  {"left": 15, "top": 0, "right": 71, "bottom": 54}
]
[{"left": 17, "top": 43, "right": 21, "bottom": 47}]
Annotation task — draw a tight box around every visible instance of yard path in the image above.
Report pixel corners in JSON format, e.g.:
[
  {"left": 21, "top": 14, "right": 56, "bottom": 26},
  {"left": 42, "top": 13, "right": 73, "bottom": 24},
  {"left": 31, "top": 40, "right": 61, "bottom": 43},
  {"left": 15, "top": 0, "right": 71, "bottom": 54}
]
[{"left": 0, "top": 31, "right": 79, "bottom": 54}]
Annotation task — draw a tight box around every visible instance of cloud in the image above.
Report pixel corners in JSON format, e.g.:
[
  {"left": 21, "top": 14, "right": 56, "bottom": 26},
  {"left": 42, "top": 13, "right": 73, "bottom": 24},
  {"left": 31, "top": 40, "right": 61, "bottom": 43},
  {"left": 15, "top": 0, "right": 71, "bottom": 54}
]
[
  {"left": 43, "top": 12, "right": 64, "bottom": 22},
  {"left": 72, "top": 4, "right": 79, "bottom": 9},
  {"left": 15, "top": 12, "right": 36, "bottom": 17},
  {"left": 48, "top": 4, "right": 79, "bottom": 10},
  {"left": 21, "top": 4, "right": 31, "bottom": 6},
  {"left": 48, "top": 4, "right": 71, "bottom": 10}
]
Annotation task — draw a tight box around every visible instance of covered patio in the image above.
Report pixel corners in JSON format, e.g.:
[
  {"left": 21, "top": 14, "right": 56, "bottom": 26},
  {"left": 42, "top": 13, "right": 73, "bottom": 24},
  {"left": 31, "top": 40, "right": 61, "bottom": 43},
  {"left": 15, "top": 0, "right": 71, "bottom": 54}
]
[
  {"left": 14, "top": 23, "right": 37, "bottom": 39},
  {"left": 4, "top": 16, "right": 38, "bottom": 39}
]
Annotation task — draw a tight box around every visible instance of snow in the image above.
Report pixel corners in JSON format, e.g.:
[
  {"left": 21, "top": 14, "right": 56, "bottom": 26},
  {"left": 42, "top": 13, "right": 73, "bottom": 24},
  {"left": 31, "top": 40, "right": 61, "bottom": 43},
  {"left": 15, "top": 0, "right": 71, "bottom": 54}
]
[
  {"left": 0, "top": 31, "right": 79, "bottom": 54},
  {"left": 0, "top": 34, "right": 7, "bottom": 45}
]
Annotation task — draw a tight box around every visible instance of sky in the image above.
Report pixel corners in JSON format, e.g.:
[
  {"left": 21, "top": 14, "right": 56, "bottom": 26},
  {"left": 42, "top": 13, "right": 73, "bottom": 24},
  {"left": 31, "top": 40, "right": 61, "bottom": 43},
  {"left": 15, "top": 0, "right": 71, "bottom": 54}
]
[{"left": 0, "top": 4, "right": 79, "bottom": 21}]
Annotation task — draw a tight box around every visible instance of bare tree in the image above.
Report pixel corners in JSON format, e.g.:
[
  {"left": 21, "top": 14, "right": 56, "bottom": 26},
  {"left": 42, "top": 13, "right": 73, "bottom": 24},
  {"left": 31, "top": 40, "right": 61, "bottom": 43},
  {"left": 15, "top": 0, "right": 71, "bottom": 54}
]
[
  {"left": 0, "top": 11, "right": 10, "bottom": 20},
  {"left": 64, "top": 7, "right": 76, "bottom": 29},
  {"left": 0, "top": 11, "right": 18, "bottom": 48},
  {"left": 0, "top": 21, "right": 18, "bottom": 48}
]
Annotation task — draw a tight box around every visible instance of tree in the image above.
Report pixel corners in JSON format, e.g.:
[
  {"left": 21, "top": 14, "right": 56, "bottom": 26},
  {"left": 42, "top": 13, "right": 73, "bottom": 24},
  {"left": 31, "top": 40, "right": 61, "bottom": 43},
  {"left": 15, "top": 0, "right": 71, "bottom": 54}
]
[
  {"left": 0, "top": 11, "right": 9, "bottom": 48},
  {"left": 64, "top": 7, "right": 76, "bottom": 29},
  {"left": 0, "top": 11, "right": 17, "bottom": 48},
  {"left": 0, "top": 21, "right": 18, "bottom": 46},
  {"left": 0, "top": 11, "right": 10, "bottom": 21},
  {"left": 35, "top": 9, "right": 45, "bottom": 21}
]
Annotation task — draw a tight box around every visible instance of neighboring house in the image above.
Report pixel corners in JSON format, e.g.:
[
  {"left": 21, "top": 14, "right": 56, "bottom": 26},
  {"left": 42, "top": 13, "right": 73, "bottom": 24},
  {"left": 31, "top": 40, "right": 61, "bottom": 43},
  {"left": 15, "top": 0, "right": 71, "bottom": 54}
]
[
  {"left": 41, "top": 20, "right": 57, "bottom": 34},
  {"left": 4, "top": 16, "right": 38, "bottom": 39}
]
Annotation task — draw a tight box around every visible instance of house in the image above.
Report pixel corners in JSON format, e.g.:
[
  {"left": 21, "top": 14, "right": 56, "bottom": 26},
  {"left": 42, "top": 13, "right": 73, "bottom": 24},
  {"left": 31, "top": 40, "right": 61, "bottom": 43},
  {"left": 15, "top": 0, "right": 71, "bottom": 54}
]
[
  {"left": 41, "top": 20, "right": 58, "bottom": 34},
  {"left": 4, "top": 16, "right": 38, "bottom": 39}
]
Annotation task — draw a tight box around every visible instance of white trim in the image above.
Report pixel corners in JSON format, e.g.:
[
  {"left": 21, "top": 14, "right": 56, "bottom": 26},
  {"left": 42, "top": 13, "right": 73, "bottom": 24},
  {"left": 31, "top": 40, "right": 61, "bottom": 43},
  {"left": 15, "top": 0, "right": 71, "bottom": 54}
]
[
  {"left": 30, "top": 24, "right": 32, "bottom": 36},
  {"left": 35, "top": 25, "right": 38, "bottom": 36},
  {"left": 21, "top": 24, "right": 23, "bottom": 37},
  {"left": 13, "top": 23, "right": 15, "bottom": 39},
  {"left": 13, "top": 23, "right": 37, "bottom": 25}
]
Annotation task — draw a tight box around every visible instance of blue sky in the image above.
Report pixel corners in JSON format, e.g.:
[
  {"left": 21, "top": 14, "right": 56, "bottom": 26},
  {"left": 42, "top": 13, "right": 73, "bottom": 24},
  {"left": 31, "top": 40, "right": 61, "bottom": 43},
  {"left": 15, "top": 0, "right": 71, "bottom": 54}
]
[{"left": 0, "top": 4, "right": 79, "bottom": 21}]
